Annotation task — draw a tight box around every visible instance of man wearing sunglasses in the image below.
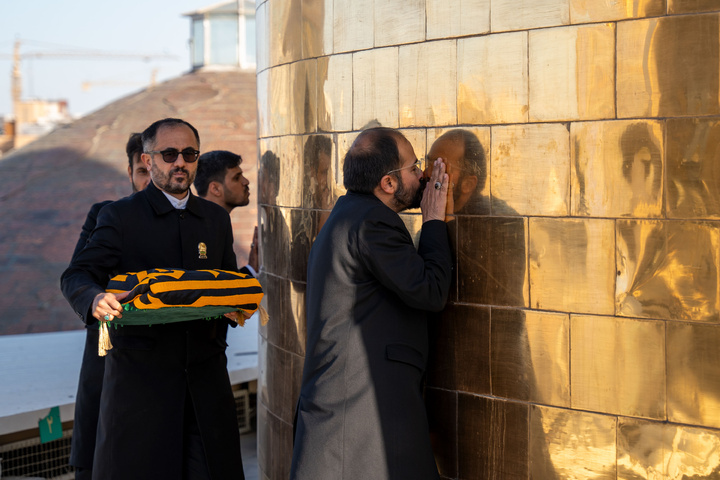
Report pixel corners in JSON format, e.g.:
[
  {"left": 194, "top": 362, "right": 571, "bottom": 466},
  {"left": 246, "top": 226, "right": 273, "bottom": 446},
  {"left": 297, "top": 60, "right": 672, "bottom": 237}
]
[
  {"left": 291, "top": 127, "right": 452, "bottom": 480},
  {"left": 62, "top": 118, "right": 248, "bottom": 479}
]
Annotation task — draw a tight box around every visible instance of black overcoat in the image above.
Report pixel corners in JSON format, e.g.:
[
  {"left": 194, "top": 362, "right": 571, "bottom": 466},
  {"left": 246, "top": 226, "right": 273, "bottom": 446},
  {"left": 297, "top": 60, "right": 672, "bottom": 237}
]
[
  {"left": 291, "top": 192, "right": 452, "bottom": 479},
  {"left": 61, "top": 182, "right": 244, "bottom": 480}
]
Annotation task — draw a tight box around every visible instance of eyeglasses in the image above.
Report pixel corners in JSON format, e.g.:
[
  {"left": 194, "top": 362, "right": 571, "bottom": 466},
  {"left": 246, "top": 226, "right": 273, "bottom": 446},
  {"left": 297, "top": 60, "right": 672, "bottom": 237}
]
[
  {"left": 386, "top": 158, "right": 424, "bottom": 176},
  {"left": 146, "top": 148, "right": 200, "bottom": 163}
]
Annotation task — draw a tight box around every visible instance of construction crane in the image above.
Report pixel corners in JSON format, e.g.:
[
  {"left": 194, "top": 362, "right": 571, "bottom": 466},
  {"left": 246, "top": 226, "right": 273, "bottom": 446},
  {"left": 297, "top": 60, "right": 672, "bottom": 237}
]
[
  {"left": 7, "top": 39, "right": 177, "bottom": 115},
  {"left": 81, "top": 68, "right": 159, "bottom": 91}
]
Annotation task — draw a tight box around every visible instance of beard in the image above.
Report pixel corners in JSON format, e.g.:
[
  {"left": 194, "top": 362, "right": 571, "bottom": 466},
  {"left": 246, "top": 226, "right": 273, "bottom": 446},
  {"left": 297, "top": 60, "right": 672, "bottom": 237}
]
[
  {"left": 393, "top": 176, "right": 425, "bottom": 211},
  {"left": 151, "top": 163, "right": 195, "bottom": 195}
]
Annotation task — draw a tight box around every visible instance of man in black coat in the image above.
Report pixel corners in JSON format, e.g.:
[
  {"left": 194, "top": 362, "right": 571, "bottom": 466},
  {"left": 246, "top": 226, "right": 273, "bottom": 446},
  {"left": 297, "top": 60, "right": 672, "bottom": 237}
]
[
  {"left": 68, "top": 132, "right": 149, "bottom": 480},
  {"left": 291, "top": 127, "right": 452, "bottom": 479},
  {"left": 61, "top": 118, "right": 247, "bottom": 480}
]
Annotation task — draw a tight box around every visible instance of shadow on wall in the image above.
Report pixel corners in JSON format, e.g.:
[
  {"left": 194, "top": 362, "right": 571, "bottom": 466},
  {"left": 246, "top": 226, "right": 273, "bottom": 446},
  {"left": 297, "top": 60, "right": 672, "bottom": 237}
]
[{"left": 0, "top": 147, "right": 132, "bottom": 335}]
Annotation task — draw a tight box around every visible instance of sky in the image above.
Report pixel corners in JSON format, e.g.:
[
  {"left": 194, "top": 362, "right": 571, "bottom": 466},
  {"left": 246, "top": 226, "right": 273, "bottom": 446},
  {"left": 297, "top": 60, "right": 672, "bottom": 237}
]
[{"left": 0, "top": 0, "right": 211, "bottom": 119}]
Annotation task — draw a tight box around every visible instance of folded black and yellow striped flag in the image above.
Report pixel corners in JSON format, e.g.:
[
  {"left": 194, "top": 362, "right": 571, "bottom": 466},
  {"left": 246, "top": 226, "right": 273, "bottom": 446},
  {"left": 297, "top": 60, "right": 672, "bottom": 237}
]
[{"left": 98, "top": 268, "right": 265, "bottom": 355}]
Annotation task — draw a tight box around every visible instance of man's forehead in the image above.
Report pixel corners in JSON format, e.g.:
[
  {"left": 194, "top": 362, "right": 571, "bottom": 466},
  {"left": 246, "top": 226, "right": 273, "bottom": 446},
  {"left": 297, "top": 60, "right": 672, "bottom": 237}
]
[{"left": 156, "top": 124, "right": 197, "bottom": 143}]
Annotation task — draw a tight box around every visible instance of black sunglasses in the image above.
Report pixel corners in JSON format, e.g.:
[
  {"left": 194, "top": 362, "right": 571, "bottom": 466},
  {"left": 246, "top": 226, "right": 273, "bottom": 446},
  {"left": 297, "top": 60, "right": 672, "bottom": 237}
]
[{"left": 146, "top": 148, "right": 200, "bottom": 163}]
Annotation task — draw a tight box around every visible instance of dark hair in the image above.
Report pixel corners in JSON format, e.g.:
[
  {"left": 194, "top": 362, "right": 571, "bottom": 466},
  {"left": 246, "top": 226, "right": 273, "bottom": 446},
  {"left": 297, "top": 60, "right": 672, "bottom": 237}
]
[
  {"left": 126, "top": 133, "right": 143, "bottom": 170},
  {"left": 437, "top": 129, "right": 487, "bottom": 191},
  {"left": 620, "top": 122, "right": 662, "bottom": 188},
  {"left": 141, "top": 118, "right": 200, "bottom": 152},
  {"left": 194, "top": 150, "right": 242, "bottom": 197},
  {"left": 343, "top": 127, "right": 404, "bottom": 194}
]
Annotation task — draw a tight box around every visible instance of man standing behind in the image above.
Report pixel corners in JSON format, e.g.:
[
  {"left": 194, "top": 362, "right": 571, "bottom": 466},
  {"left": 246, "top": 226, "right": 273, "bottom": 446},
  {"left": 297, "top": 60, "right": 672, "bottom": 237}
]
[
  {"left": 291, "top": 127, "right": 452, "bottom": 479},
  {"left": 69, "top": 132, "right": 149, "bottom": 480},
  {"left": 62, "top": 118, "right": 248, "bottom": 480},
  {"left": 194, "top": 149, "right": 258, "bottom": 274}
]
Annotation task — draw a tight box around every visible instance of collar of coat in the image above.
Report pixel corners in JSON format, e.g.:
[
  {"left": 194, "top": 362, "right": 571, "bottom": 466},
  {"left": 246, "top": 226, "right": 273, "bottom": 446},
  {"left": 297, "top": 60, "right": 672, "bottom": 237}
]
[{"left": 144, "top": 181, "right": 209, "bottom": 218}]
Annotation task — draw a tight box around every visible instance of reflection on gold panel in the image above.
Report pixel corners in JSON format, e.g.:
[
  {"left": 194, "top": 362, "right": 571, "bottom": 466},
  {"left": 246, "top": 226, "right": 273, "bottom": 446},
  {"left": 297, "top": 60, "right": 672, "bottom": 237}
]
[
  {"left": 289, "top": 281, "right": 308, "bottom": 357},
  {"left": 668, "top": 322, "right": 720, "bottom": 428},
  {"left": 260, "top": 339, "right": 302, "bottom": 424},
  {"left": 399, "top": 41, "right": 457, "bottom": 127},
  {"left": 458, "top": 394, "right": 529, "bottom": 479},
  {"left": 616, "top": 220, "right": 720, "bottom": 322},
  {"left": 257, "top": 403, "right": 294, "bottom": 480},
  {"left": 427, "top": 127, "right": 493, "bottom": 216},
  {"left": 426, "top": 0, "right": 490, "bottom": 39},
  {"left": 333, "top": 0, "right": 373, "bottom": 53},
  {"left": 425, "top": 388, "right": 458, "bottom": 478},
  {"left": 335, "top": 132, "right": 360, "bottom": 193},
  {"left": 491, "top": 309, "right": 569, "bottom": 406},
  {"left": 458, "top": 32, "right": 528, "bottom": 125},
  {"left": 492, "top": 0, "right": 570, "bottom": 32},
  {"left": 570, "top": 0, "right": 665, "bottom": 22},
  {"left": 666, "top": 118, "right": 720, "bottom": 219},
  {"left": 302, "top": 0, "right": 332, "bottom": 59},
  {"left": 268, "top": 64, "right": 291, "bottom": 136},
  {"left": 457, "top": 217, "right": 528, "bottom": 307},
  {"left": 257, "top": 70, "right": 270, "bottom": 138},
  {"left": 258, "top": 137, "right": 278, "bottom": 206},
  {"left": 669, "top": 0, "right": 720, "bottom": 14},
  {"left": 399, "top": 128, "right": 427, "bottom": 172},
  {"left": 530, "top": 406, "right": 616, "bottom": 479},
  {"left": 618, "top": 14, "right": 720, "bottom": 118},
  {"left": 491, "top": 124, "right": 570, "bottom": 216},
  {"left": 353, "top": 48, "right": 399, "bottom": 129},
  {"left": 276, "top": 136, "right": 304, "bottom": 208},
  {"left": 289, "top": 60, "right": 317, "bottom": 135},
  {"left": 268, "top": 0, "right": 302, "bottom": 66},
  {"left": 374, "top": 0, "right": 425, "bottom": 47},
  {"left": 618, "top": 418, "right": 720, "bottom": 479},
  {"left": 259, "top": 206, "right": 290, "bottom": 277},
  {"left": 256, "top": 2, "right": 269, "bottom": 72},
  {"left": 302, "top": 134, "right": 335, "bottom": 210},
  {"left": 427, "top": 304, "right": 491, "bottom": 394},
  {"left": 289, "top": 209, "right": 313, "bottom": 282},
  {"left": 571, "top": 120, "right": 664, "bottom": 217},
  {"left": 317, "top": 54, "right": 353, "bottom": 132},
  {"left": 529, "top": 24, "right": 615, "bottom": 121},
  {"left": 529, "top": 218, "right": 615, "bottom": 314},
  {"left": 571, "top": 315, "right": 666, "bottom": 418}
]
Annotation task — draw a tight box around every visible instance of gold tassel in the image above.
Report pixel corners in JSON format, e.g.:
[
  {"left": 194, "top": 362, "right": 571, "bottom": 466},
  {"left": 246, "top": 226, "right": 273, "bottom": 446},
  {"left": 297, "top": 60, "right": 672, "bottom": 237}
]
[
  {"left": 259, "top": 305, "right": 269, "bottom": 326},
  {"left": 98, "top": 321, "right": 113, "bottom": 356}
]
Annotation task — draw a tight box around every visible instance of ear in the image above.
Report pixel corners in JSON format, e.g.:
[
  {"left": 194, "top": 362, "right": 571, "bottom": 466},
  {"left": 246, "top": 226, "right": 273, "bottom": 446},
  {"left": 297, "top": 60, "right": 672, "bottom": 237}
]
[
  {"left": 379, "top": 174, "right": 397, "bottom": 195},
  {"left": 460, "top": 175, "right": 478, "bottom": 194},
  {"left": 141, "top": 153, "right": 152, "bottom": 169},
  {"left": 209, "top": 181, "right": 223, "bottom": 198},
  {"left": 127, "top": 165, "right": 133, "bottom": 180}
]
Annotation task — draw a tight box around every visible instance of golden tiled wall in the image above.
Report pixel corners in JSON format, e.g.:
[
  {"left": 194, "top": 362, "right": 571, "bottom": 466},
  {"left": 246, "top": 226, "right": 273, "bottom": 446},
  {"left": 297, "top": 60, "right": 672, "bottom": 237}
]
[{"left": 255, "top": 0, "right": 720, "bottom": 478}]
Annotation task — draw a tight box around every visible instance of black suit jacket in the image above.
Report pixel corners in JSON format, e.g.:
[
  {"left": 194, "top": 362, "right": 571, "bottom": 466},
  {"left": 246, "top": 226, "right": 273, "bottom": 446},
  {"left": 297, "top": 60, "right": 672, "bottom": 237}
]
[
  {"left": 61, "top": 182, "right": 244, "bottom": 480},
  {"left": 291, "top": 192, "right": 452, "bottom": 479}
]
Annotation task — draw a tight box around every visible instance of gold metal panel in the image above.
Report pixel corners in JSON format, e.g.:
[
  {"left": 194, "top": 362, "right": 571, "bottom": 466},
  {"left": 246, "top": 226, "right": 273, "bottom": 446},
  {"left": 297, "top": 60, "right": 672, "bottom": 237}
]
[
  {"left": 667, "top": 117, "right": 720, "bottom": 219},
  {"left": 425, "top": 388, "right": 458, "bottom": 478},
  {"left": 258, "top": 337, "right": 302, "bottom": 425},
  {"left": 529, "top": 24, "right": 615, "bottom": 121},
  {"left": 491, "top": 124, "right": 570, "bottom": 216},
  {"left": 335, "top": 132, "right": 359, "bottom": 195},
  {"left": 492, "top": 0, "right": 570, "bottom": 32},
  {"left": 618, "top": 418, "right": 720, "bottom": 479},
  {"left": 289, "top": 59, "right": 317, "bottom": 135},
  {"left": 616, "top": 220, "right": 720, "bottom": 322},
  {"left": 302, "top": 0, "right": 332, "bottom": 58},
  {"left": 618, "top": 14, "right": 720, "bottom": 118},
  {"left": 426, "top": 0, "right": 490, "bottom": 39},
  {"left": 258, "top": 137, "right": 280, "bottom": 206},
  {"left": 571, "top": 315, "right": 666, "bottom": 418},
  {"left": 257, "top": 403, "right": 294, "bottom": 480},
  {"left": 375, "top": 0, "right": 425, "bottom": 47},
  {"left": 529, "top": 218, "right": 616, "bottom": 314},
  {"left": 259, "top": 206, "right": 291, "bottom": 278},
  {"left": 398, "top": 41, "right": 457, "bottom": 128},
  {"left": 457, "top": 217, "right": 528, "bottom": 306},
  {"left": 268, "top": 0, "right": 302, "bottom": 66},
  {"left": 317, "top": 54, "right": 353, "bottom": 132},
  {"left": 302, "top": 134, "right": 336, "bottom": 210},
  {"left": 571, "top": 120, "right": 664, "bottom": 217},
  {"left": 458, "top": 394, "right": 529, "bottom": 478},
  {"left": 276, "top": 136, "right": 304, "bottom": 208},
  {"left": 352, "top": 48, "right": 399, "bottom": 129},
  {"left": 257, "top": 69, "right": 270, "bottom": 138},
  {"left": 458, "top": 32, "right": 528, "bottom": 125},
  {"left": 530, "top": 406, "right": 616, "bottom": 479},
  {"left": 290, "top": 281, "right": 308, "bottom": 357},
  {"left": 669, "top": 0, "right": 720, "bottom": 14},
  {"left": 333, "top": 0, "right": 373, "bottom": 53},
  {"left": 256, "top": 2, "right": 270, "bottom": 72},
  {"left": 491, "top": 309, "right": 569, "bottom": 406},
  {"left": 268, "top": 64, "right": 292, "bottom": 136},
  {"left": 570, "top": 0, "right": 665, "bottom": 22},
  {"left": 668, "top": 322, "right": 720, "bottom": 428}
]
